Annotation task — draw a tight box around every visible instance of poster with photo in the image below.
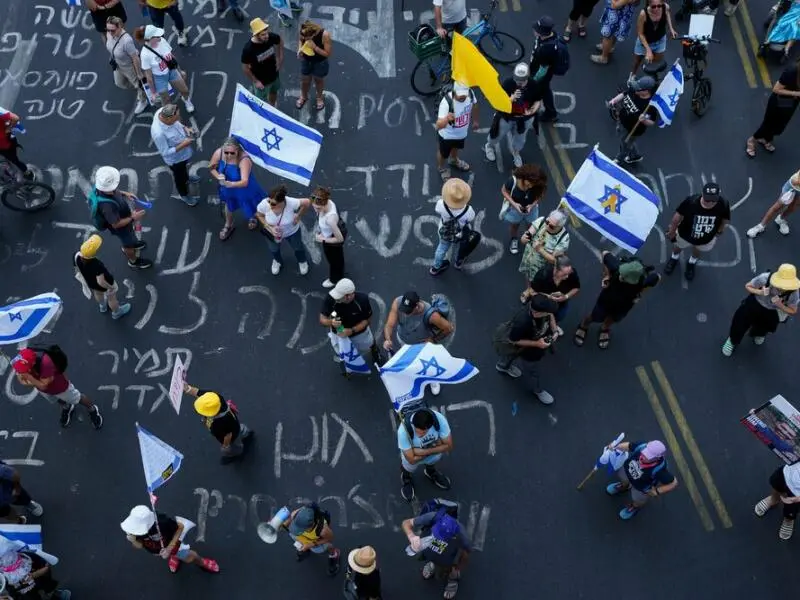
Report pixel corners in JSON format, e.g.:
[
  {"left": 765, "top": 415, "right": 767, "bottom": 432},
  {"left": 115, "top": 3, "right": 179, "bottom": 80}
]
[{"left": 741, "top": 395, "right": 800, "bottom": 465}]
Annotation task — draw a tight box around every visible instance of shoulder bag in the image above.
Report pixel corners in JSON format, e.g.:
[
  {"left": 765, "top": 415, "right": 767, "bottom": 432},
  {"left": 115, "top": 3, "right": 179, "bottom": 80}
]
[{"left": 144, "top": 44, "right": 179, "bottom": 70}]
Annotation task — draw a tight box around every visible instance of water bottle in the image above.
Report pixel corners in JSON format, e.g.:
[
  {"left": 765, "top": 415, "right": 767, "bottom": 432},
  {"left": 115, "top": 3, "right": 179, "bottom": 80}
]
[
  {"left": 331, "top": 311, "right": 345, "bottom": 334},
  {"left": 404, "top": 535, "right": 433, "bottom": 556}
]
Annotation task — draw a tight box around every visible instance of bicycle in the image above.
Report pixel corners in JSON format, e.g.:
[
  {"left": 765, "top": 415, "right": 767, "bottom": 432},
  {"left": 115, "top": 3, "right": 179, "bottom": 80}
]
[
  {"left": 679, "top": 34, "right": 719, "bottom": 117},
  {"left": 0, "top": 158, "right": 55, "bottom": 213},
  {"left": 409, "top": 0, "right": 525, "bottom": 97}
]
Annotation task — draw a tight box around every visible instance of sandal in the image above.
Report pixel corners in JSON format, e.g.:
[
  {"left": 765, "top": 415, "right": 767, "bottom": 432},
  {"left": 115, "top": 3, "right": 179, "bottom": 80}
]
[
  {"left": 200, "top": 558, "right": 220, "bottom": 573},
  {"left": 745, "top": 138, "right": 756, "bottom": 158},
  {"left": 422, "top": 561, "right": 436, "bottom": 580},
  {"left": 573, "top": 325, "right": 587, "bottom": 346},
  {"left": 598, "top": 329, "right": 610, "bottom": 349},
  {"left": 296, "top": 97, "right": 308, "bottom": 109},
  {"left": 590, "top": 54, "right": 609, "bottom": 65},
  {"left": 219, "top": 224, "right": 235, "bottom": 241},
  {"left": 754, "top": 496, "right": 777, "bottom": 517},
  {"left": 168, "top": 555, "right": 181, "bottom": 573},
  {"left": 448, "top": 157, "right": 471, "bottom": 171},
  {"left": 444, "top": 579, "right": 459, "bottom": 599},
  {"left": 578, "top": 26, "right": 587, "bottom": 38},
  {"left": 757, "top": 139, "right": 776, "bottom": 153},
  {"left": 780, "top": 518, "right": 795, "bottom": 540},
  {"left": 315, "top": 98, "right": 325, "bottom": 110},
  {"left": 247, "top": 217, "right": 258, "bottom": 230}
]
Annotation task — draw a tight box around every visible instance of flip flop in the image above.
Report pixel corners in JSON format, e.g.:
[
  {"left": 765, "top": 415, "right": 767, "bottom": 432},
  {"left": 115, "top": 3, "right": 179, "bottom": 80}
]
[
  {"left": 168, "top": 555, "right": 181, "bottom": 573},
  {"left": 315, "top": 98, "right": 325, "bottom": 110},
  {"left": 757, "top": 139, "right": 776, "bottom": 153},
  {"left": 448, "top": 157, "right": 471, "bottom": 171},
  {"left": 745, "top": 138, "right": 756, "bottom": 158},
  {"left": 444, "top": 579, "right": 459, "bottom": 599},
  {"left": 296, "top": 97, "right": 308, "bottom": 109},
  {"left": 578, "top": 26, "right": 587, "bottom": 37},
  {"left": 598, "top": 329, "right": 610, "bottom": 350},
  {"left": 562, "top": 29, "right": 572, "bottom": 42},
  {"left": 219, "top": 224, "right": 235, "bottom": 241}
]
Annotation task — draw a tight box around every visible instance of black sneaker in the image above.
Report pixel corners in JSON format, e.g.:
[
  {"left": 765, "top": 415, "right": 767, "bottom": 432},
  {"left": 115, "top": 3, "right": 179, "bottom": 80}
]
[
  {"left": 453, "top": 257, "right": 465, "bottom": 270},
  {"left": 128, "top": 258, "right": 153, "bottom": 270},
  {"left": 60, "top": 404, "right": 75, "bottom": 428},
  {"left": 664, "top": 257, "right": 678, "bottom": 275},
  {"left": 296, "top": 549, "right": 311, "bottom": 562},
  {"left": 88, "top": 406, "right": 104, "bottom": 430},
  {"left": 685, "top": 261, "right": 696, "bottom": 281},
  {"left": 327, "top": 550, "right": 340, "bottom": 576},
  {"left": 429, "top": 260, "right": 450, "bottom": 276},
  {"left": 401, "top": 469, "right": 415, "bottom": 502},
  {"left": 424, "top": 465, "right": 452, "bottom": 490}
]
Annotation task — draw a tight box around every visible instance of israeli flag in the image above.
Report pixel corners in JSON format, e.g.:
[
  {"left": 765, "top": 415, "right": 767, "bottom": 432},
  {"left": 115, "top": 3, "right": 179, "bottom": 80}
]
[
  {"left": 0, "top": 107, "right": 25, "bottom": 135},
  {"left": 379, "top": 343, "right": 479, "bottom": 411},
  {"left": 0, "top": 293, "right": 62, "bottom": 345},
  {"left": 562, "top": 147, "right": 659, "bottom": 254},
  {"left": 229, "top": 84, "right": 322, "bottom": 186},
  {"left": 328, "top": 332, "right": 371, "bottom": 374},
  {"left": 0, "top": 529, "right": 60, "bottom": 565},
  {"left": 651, "top": 60, "right": 684, "bottom": 128},
  {"left": 595, "top": 433, "right": 629, "bottom": 474},
  {"left": 136, "top": 423, "right": 183, "bottom": 493},
  {"left": 66, "top": 0, "right": 81, "bottom": 5}
]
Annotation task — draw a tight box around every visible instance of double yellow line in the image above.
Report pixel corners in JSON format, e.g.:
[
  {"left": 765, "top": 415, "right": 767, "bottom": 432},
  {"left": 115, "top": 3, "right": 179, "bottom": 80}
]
[
  {"left": 729, "top": 2, "right": 772, "bottom": 88},
  {"left": 636, "top": 361, "right": 733, "bottom": 532},
  {"left": 541, "top": 125, "right": 575, "bottom": 197},
  {"left": 497, "top": 0, "right": 522, "bottom": 12}
]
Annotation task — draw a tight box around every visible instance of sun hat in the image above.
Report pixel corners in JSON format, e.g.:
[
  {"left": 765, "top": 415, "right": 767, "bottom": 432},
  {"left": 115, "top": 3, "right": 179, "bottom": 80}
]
[
  {"left": 640, "top": 440, "right": 666, "bottom": 461},
  {"left": 329, "top": 278, "right": 356, "bottom": 301},
  {"left": 442, "top": 178, "right": 472, "bottom": 210},
  {"left": 453, "top": 81, "right": 470, "bottom": 97},
  {"left": 431, "top": 514, "right": 459, "bottom": 542},
  {"left": 95, "top": 166, "right": 120, "bottom": 193},
  {"left": 80, "top": 234, "right": 103, "bottom": 259},
  {"left": 250, "top": 17, "right": 269, "bottom": 35},
  {"left": 120, "top": 505, "right": 156, "bottom": 536},
  {"left": 348, "top": 546, "right": 377, "bottom": 574},
  {"left": 10, "top": 348, "right": 36, "bottom": 374},
  {"left": 143, "top": 24, "right": 164, "bottom": 40},
  {"left": 618, "top": 260, "right": 645, "bottom": 285},
  {"left": 399, "top": 291, "right": 420, "bottom": 314},
  {"left": 288, "top": 507, "right": 316, "bottom": 536},
  {"left": 770, "top": 264, "right": 800, "bottom": 291},
  {"left": 194, "top": 392, "right": 221, "bottom": 417}
]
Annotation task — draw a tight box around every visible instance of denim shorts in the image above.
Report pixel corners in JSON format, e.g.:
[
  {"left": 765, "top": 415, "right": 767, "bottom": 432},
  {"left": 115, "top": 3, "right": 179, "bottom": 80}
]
[
  {"left": 634, "top": 36, "right": 667, "bottom": 56},
  {"left": 301, "top": 59, "right": 330, "bottom": 78},
  {"left": 109, "top": 224, "right": 140, "bottom": 249},
  {"left": 503, "top": 204, "right": 539, "bottom": 225},
  {"left": 780, "top": 179, "right": 800, "bottom": 205},
  {"left": 40, "top": 382, "right": 82, "bottom": 406},
  {"left": 152, "top": 69, "right": 181, "bottom": 94}
]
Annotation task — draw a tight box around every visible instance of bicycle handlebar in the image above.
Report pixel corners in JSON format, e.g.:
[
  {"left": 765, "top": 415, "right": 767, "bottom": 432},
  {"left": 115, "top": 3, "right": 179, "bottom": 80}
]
[{"left": 677, "top": 35, "right": 721, "bottom": 44}]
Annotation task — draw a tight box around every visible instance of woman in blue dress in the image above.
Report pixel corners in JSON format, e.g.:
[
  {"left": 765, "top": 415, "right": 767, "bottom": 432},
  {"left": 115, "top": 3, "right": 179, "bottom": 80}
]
[
  {"left": 591, "top": 0, "right": 640, "bottom": 65},
  {"left": 208, "top": 137, "right": 266, "bottom": 241}
]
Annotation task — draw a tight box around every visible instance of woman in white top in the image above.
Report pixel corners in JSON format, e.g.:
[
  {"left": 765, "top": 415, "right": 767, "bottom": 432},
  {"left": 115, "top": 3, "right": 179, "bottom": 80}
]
[
  {"left": 137, "top": 24, "right": 194, "bottom": 113},
  {"left": 105, "top": 16, "right": 148, "bottom": 115},
  {"left": 256, "top": 185, "right": 311, "bottom": 276},
  {"left": 310, "top": 186, "right": 345, "bottom": 288},
  {"left": 754, "top": 459, "right": 800, "bottom": 540},
  {"left": 430, "top": 178, "right": 479, "bottom": 276}
]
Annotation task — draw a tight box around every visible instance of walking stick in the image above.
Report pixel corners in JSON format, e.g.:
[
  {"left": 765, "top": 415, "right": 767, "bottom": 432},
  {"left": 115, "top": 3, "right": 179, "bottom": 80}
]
[{"left": 576, "top": 467, "right": 598, "bottom": 491}]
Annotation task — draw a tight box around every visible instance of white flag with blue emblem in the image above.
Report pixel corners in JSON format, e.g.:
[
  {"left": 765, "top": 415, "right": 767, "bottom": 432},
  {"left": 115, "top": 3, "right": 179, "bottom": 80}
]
[
  {"left": 66, "top": 0, "right": 81, "bottom": 5},
  {"left": 229, "top": 83, "right": 322, "bottom": 186},
  {"left": 136, "top": 423, "right": 183, "bottom": 493},
  {"left": 0, "top": 529, "right": 60, "bottom": 565},
  {"left": 328, "top": 332, "right": 371, "bottom": 374},
  {"left": 595, "top": 433, "right": 629, "bottom": 474},
  {"left": 562, "top": 147, "right": 659, "bottom": 254},
  {"left": 0, "top": 293, "right": 61, "bottom": 345},
  {"left": 379, "top": 343, "right": 479, "bottom": 411},
  {"left": 651, "top": 59, "right": 683, "bottom": 128}
]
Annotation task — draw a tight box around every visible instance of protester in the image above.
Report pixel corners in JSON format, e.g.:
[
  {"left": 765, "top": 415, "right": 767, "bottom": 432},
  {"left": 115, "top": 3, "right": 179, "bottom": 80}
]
[
  {"left": 604, "top": 439, "right": 678, "bottom": 520},
  {"left": 139, "top": 25, "right": 194, "bottom": 111},
  {"left": 297, "top": 20, "right": 333, "bottom": 110},
  {"left": 89, "top": 166, "right": 152, "bottom": 270},
  {"left": 242, "top": 18, "right": 284, "bottom": 107},
  {"left": 217, "top": 0, "right": 244, "bottom": 21},
  {"left": 73, "top": 234, "right": 132, "bottom": 319},
  {"left": 344, "top": 545, "right": 382, "bottom": 600},
  {"left": 529, "top": 16, "right": 562, "bottom": 122},
  {"left": 518, "top": 209, "right": 570, "bottom": 303},
  {"left": 106, "top": 16, "right": 148, "bottom": 115},
  {"left": 754, "top": 460, "right": 800, "bottom": 540},
  {"left": 11, "top": 347, "right": 103, "bottom": 429},
  {"left": 529, "top": 255, "right": 581, "bottom": 323},
  {"left": 151, "top": 104, "right": 198, "bottom": 206},
  {"left": 401, "top": 506, "right": 471, "bottom": 599},
  {"left": 88, "top": 0, "right": 128, "bottom": 43},
  {"left": 319, "top": 279, "right": 380, "bottom": 364},
  {"left": 398, "top": 407, "right": 453, "bottom": 501},
  {"left": 430, "top": 178, "right": 479, "bottom": 276},
  {"left": 0, "top": 110, "right": 33, "bottom": 180},
  {"left": 629, "top": 0, "right": 677, "bottom": 82},
  {"left": 606, "top": 75, "right": 658, "bottom": 164},
  {"left": 0, "top": 536, "right": 70, "bottom": 599},
  {"left": 183, "top": 383, "right": 253, "bottom": 463},
  {"left": 747, "top": 169, "right": 800, "bottom": 238},
  {"left": 284, "top": 504, "right": 340, "bottom": 575},
  {"left": 721, "top": 264, "right": 800, "bottom": 356},
  {"left": 745, "top": 59, "right": 800, "bottom": 157},
  {"left": 121, "top": 505, "right": 219, "bottom": 573},
  {"left": 208, "top": 137, "right": 265, "bottom": 240},
  {"left": 255, "top": 185, "right": 311, "bottom": 276},
  {"left": 433, "top": 0, "right": 468, "bottom": 37},
  {"left": 500, "top": 164, "right": 548, "bottom": 255},
  {"left": 139, "top": 0, "right": 189, "bottom": 46},
  {"left": 664, "top": 182, "right": 730, "bottom": 281},
  {"left": 563, "top": 0, "right": 601, "bottom": 41},
  {"left": 0, "top": 463, "right": 43, "bottom": 525},
  {"left": 311, "top": 186, "right": 346, "bottom": 288},
  {"left": 435, "top": 82, "right": 479, "bottom": 182},
  {"left": 591, "top": 0, "right": 640, "bottom": 65},
  {"left": 574, "top": 251, "right": 660, "bottom": 349}
]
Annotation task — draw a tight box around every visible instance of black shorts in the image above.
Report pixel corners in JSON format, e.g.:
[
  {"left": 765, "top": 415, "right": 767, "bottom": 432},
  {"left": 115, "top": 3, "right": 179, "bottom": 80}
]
[
  {"left": 770, "top": 466, "right": 792, "bottom": 494},
  {"left": 438, "top": 135, "right": 465, "bottom": 158},
  {"left": 590, "top": 301, "right": 631, "bottom": 324},
  {"left": 91, "top": 4, "right": 128, "bottom": 33}
]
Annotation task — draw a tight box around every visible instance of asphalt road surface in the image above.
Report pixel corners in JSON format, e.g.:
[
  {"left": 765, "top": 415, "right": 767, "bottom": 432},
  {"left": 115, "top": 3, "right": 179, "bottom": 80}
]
[{"left": 0, "top": 0, "right": 799, "bottom": 598}]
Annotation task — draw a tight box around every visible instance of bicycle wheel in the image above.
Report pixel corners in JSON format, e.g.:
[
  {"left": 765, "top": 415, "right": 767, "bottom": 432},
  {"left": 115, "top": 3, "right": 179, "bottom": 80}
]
[
  {"left": 691, "top": 78, "right": 712, "bottom": 117},
  {"left": 478, "top": 31, "right": 525, "bottom": 65},
  {"left": 410, "top": 56, "right": 451, "bottom": 97},
  {"left": 1, "top": 182, "right": 56, "bottom": 212}
]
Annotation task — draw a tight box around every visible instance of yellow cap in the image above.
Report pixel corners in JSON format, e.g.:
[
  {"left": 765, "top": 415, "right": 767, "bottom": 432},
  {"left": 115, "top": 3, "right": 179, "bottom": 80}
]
[
  {"left": 300, "top": 41, "right": 316, "bottom": 56},
  {"left": 250, "top": 17, "right": 269, "bottom": 35},
  {"left": 194, "top": 392, "right": 221, "bottom": 417},
  {"left": 80, "top": 234, "right": 103, "bottom": 259}
]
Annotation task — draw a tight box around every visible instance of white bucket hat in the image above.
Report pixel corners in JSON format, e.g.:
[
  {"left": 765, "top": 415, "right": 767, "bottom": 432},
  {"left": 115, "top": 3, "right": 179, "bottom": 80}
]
[
  {"left": 95, "top": 166, "right": 120, "bottom": 193},
  {"left": 144, "top": 24, "right": 165, "bottom": 40},
  {"left": 120, "top": 505, "right": 156, "bottom": 536}
]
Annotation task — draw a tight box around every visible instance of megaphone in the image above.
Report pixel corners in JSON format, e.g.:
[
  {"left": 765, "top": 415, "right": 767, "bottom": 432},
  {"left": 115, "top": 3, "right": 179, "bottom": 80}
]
[{"left": 257, "top": 506, "right": 291, "bottom": 544}]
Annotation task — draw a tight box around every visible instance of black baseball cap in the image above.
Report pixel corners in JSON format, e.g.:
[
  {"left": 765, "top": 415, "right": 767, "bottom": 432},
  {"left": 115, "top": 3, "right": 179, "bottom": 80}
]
[
  {"left": 399, "top": 291, "right": 420, "bottom": 314},
  {"left": 533, "top": 16, "right": 554, "bottom": 35},
  {"left": 529, "top": 295, "right": 558, "bottom": 315},
  {"left": 702, "top": 182, "right": 720, "bottom": 202}
]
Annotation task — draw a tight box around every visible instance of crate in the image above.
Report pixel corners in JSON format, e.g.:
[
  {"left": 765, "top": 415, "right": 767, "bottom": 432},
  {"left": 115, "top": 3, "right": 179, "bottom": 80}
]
[{"left": 408, "top": 32, "right": 446, "bottom": 61}]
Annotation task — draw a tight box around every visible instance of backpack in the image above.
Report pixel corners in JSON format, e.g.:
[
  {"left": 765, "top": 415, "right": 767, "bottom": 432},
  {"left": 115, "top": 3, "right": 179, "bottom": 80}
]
[
  {"left": 88, "top": 188, "right": 119, "bottom": 231},
  {"left": 29, "top": 345, "right": 68, "bottom": 373},
  {"left": 419, "top": 498, "right": 459, "bottom": 521},
  {"left": 631, "top": 443, "right": 667, "bottom": 488},
  {"left": 552, "top": 37, "right": 570, "bottom": 76},
  {"left": 401, "top": 406, "right": 441, "bottom": 443},
  {"left": 437, "top": 83, "right": 477, "bottom": 115},
  {"left": 423, "top": 297, "right": 451, "bottom": 333},
  {"left": 439, "top": 204, "right": 469, "bottom": 242}
]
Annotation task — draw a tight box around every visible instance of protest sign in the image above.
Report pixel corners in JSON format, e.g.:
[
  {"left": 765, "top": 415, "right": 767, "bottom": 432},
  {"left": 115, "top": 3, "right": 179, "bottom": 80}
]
[
  {"left": 168, "top": 355, "right": 186, "bottom": 415},
  {"left": 741, "top": 395, "right": 800, "bottom": 465}
]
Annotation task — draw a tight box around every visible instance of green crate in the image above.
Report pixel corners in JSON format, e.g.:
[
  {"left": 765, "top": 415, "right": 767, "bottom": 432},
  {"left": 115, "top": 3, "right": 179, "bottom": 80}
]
[{"left": 408, "top": 32, "right": 445, "bottom": 61}]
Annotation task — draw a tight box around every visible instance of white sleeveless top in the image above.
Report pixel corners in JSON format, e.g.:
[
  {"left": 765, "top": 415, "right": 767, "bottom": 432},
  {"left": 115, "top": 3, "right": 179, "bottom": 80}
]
[{"left": 318, "top": 200, "right": 339, "bottom": 238}]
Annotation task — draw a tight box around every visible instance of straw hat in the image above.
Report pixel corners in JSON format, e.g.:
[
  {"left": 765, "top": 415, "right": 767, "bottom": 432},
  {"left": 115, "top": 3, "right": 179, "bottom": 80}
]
[
  {"left": 250, "top": 18, "right": 269, "bottom": 35},
  {"left": 348, "top": 546, "right": 377, "bottom": 574},
  {"left": 120, "top": 505, "right": 156, "bottom": 536},
  {"left": 770, "top": 264, "right": 800, "bottom": 291},
  {"left": 442, "top": 178, "right": 471, "bottom": 210},
  {"left": 194, "top": 392, "right": 221, "bottom": 417},
  {"left": 80, "top": 234, "right": 103, "bottom": 259}
]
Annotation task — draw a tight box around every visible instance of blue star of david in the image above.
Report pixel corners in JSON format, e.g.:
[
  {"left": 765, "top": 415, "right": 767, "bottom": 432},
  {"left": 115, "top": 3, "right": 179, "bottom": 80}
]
[
  {"left": 598, "top": 185, "right": 627, "bottom": 216},
  {"left": 417, "top": 356, "right": 446, "bottom": 378},
  {"left": 668, "top": 90, "right": 680, "bottom": 107},
  {"left": 8, "top": 312, "right": 22, "bottom": 322},
  {"left": 261, "top": 127, "right": 283, "bottom": 152},
  {"left": 342, "top": 344, "right": 361, "bottom": 363}
]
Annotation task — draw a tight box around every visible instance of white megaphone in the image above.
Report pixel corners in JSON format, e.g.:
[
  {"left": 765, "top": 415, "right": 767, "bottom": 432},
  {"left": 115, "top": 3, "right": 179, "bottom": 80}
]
[{"left": 257, "top": 506, "right": 291, "bottom": 544}]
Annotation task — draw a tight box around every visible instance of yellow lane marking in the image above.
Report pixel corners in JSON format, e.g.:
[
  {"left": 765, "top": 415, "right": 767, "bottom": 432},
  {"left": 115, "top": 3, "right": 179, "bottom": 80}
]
[
  {"left": 729, "top": 12, "right": 757, "bottom": 88},
  {"left": 636, "top": 366, "right": 716, "bottom": 532},
  {"left": 548, "top": 125, "right": 576, "bottom": 181},
  {"left": 511, "top": 0, "right": 522, "bottom": 12},
  {"left": 541, "top": 135, "right": 567, "bottom": 196},
  {"left": 498, "top": 0, "right": 508, "bottom": 12},
  {"left": 650, "top": 361, "right": 733, "bottom": 529},
  {"left": 738, "top": 1, "right": 773, "bottom": 88}
]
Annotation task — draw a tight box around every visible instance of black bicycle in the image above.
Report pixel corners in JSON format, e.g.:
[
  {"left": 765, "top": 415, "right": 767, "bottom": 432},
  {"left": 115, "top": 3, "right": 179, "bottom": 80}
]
[
  {"left": 0, "top": 158, "right": 55, "bottom": 212},
  {"left": 679, "top": 34, "right": 719, "bottom": 117}
]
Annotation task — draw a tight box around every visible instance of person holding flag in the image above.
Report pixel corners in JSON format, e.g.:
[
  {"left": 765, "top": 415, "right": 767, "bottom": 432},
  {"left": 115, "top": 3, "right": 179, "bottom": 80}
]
[
  {"left": 606, "top": 76, "right": 658, "bottom": 164},
  {"left": 319, "top": 279, "right": 380, "bottom": 367},
  {"left": 182, "top": 383, "right": 253, "bottom": 463}
]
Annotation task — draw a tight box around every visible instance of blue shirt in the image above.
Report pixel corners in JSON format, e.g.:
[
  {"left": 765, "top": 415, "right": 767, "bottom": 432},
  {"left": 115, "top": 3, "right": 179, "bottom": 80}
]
[{"left": 397, "top": 410, "right": 451, "bottom": 466}]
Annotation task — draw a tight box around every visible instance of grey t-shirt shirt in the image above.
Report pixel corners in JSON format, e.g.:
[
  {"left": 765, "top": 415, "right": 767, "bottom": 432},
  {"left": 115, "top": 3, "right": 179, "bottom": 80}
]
[
  {"left": 396, "top": 297, "right": 431, "bottom": 345},
  {"left": 750, "top": 272, "right": 800, "bottom": 311},
  {"left": 106, "top": 32, "right": 138, "bottom": 68},
  {"left": 433, "top": 0, "right": 467, "bottom": 25}
]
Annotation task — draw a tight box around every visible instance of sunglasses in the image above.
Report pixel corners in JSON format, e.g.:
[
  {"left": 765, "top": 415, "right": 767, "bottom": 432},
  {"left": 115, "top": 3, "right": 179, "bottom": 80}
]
[
  {"left": 268, "top": 200, "right": 282, "bottom": 206},
  {"left": 222, "top": 151, "right": 237, "bottom": 155},
  {"left": 649, "top": 3, "right": 664, "bottom": 7}
]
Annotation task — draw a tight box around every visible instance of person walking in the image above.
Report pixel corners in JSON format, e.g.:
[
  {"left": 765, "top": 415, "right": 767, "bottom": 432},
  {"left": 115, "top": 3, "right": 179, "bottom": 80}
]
[
  {"left": 500, "top": 164, "right": 548, "bottom": 255},
  {"left": 435, "top": 82, "right": 479, "bottom": 182},
  {"left": 73, "top": 234, "right": 132, "bottom": 319},
  {"left": 183, "top": 383, "right": 253, "bottom": 464},
  {"left": 604, "top": 439, "right": 678, "bottom": 520},
  {"left": 398, "top": 408, "right": 454, "bottom": 501},
  {"left": 139, "top": 25, "right": 194, "bottom": 111},
  {"left": 529, "top": 16, "right": 563, "bottom": 122},
  {"left": 311, "top": 186, "right": 346, "bottom": 288},
  {"left": 747, "top": 169, "right": 800, "bottom": 239},
  {"left": 754, "top": 460, "right": 800, "bottom": 540},
  {"left": 256, "top": 185, "right": 311, "bottom": 276},
  {"left": 606, "top": 75, "right": 658, "bottom": 164},
  {"left": 518, "top": 209, "right": 570, "bottom": 303},
  {"left": 529, "top": 255, "right": 581, "bottom": 323},
  {"left": 433, "top": 0, "right": 468, "bottom": 38},
  {"left": 105, "top": 16, "right": 148, "bottom": 115},
  {"left": 11, "top": 347, "right": 103, "bottom": 429},
  {"left": 121, "top": 505, "right": 219, "bottom": 573},
  {"left": 89, "top": 166, "right": 152, "bottom": 270},
  {"left": 209, "top": 137, "right": 265, "bottom": 240},
  {"left": 746, "top": 59, "right": 800, "bottom": 157},
  {"left": 430, "top": 178, "right": 480, "bottom": 275},
  {"left": 629, "top": 0, "right": 677, "bottom": 83},
  {"left": 151, "top": 103, "right": 198, "bottom": 207},
  {"left": 139, "top": 0, "right": 189, "bottom": 46},
  {"left": 664, "top": 182, "right": 730, "bottom": 281},
  {"left": 0, "top": 537, "right": 71, "bottom": 599},
  {"left": 344, "top": 545, "right": 382, "bottom": 600},
  {"left": 242, "top": 18, "right": 284, "bottom": 107},
  {"left": 284, "top": 504, "right": 340, "bottom": 575},
  {"left": 591, "top": 0, "right": 640, "bottom": 65},
  {"left": 297, "top": 20, "right": 333, "bottom": 111},
  {"left": 319, "top": 279, "right": 380, "bottom": 364},
  {"left": 563, "top": 0, "right": 601, "bottom": 41},
  {"left": 88, "top": 0, "right": 128, "bottom": 43},
  {"left": 721, "top": 264, "right": 800, "bottom": 356},
  {"left": 0, "top": 464, "right": 43, "bottom": 525}
]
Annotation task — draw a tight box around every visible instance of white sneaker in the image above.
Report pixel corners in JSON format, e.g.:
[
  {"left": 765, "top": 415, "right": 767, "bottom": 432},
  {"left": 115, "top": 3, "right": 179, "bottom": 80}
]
[
  {"left": 483, "top": 143, "right": 496, "bottom": 162},
  {"left": 753, "top": 336, "right": 766, "bottom": 345},
  {"left": 746, "top": 223, "right": 765, "bottom": 239},
  {"left": 177, "top": 31, "right": 189, "bottom": 46},
  {"left": 322, "top": 279, "right": 335, "bottom": 288},
  {"left": 299, "top": 261, "right": 309, "bottom": 275},
  {"left": 271, "top": 260, "right": 281, "bottom": 275},
  {"left": 775, "top": 216, "right": 790, "bottom": 235},
  {"left": 183, "top": 98, "right": 195, "bottom": 114},
  {"left": 430, "top": 382, "right": 441, "bottom": 396},
  {"left": 26, "top": 501, "right": 43, "bottom": 517},
  {"left": 134, "top": 97, "right": 148, "bottom": 115},
  {"left": 511, "top": 151, "right": 523, "bottom": 168},
  {"left": 535, "top": 390, "right": 555, "bottom": 405}
]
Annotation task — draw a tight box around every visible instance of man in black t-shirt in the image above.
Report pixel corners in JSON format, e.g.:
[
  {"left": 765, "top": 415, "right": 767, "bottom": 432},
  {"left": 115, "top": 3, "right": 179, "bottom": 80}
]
[
  {"left": 183, "top": 383, "right": 252, "bottom": 463},
  {"left": 665, "top": 182, "right": 730, "bottom": 281},
  {"left": 530, "top": 255, "right": 581, "bottom": 323},
  {"left": 319, "top": 278, "right": 380, "bottom": 366},
  {"left": 241, "top": 18, "right": 284, "bottom": 106},
  {"left": 608, "top": 76, "right": 658, "bottom": 165},
  {"left": 74, "top": 234, "right": 131, "bottom": 320},
  {"left": 529, "top": 15, "right": 561, "bottom": 122}
]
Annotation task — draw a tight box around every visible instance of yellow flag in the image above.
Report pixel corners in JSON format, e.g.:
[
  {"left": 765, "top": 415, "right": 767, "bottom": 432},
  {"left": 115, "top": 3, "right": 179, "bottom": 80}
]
[{"left": 451, "top": 33, "right": 512, "bottom": 113}]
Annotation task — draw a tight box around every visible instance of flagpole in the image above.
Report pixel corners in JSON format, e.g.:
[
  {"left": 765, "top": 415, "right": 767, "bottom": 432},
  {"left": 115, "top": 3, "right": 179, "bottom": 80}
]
[{"left": 576, "top": 466, "right": 598, "bottom": 491}]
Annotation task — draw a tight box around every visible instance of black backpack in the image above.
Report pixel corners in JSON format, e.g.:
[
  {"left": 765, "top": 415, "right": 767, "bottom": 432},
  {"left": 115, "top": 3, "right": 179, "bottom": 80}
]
[
  {"left": 418, "top": 498, "right": 459, "bottom": 521},
  {"left": 552, "top": 37, "right": 570, "bottom": 76},
  {"left": 29, "top": 345, "right": 68, "bottom": 373}
]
